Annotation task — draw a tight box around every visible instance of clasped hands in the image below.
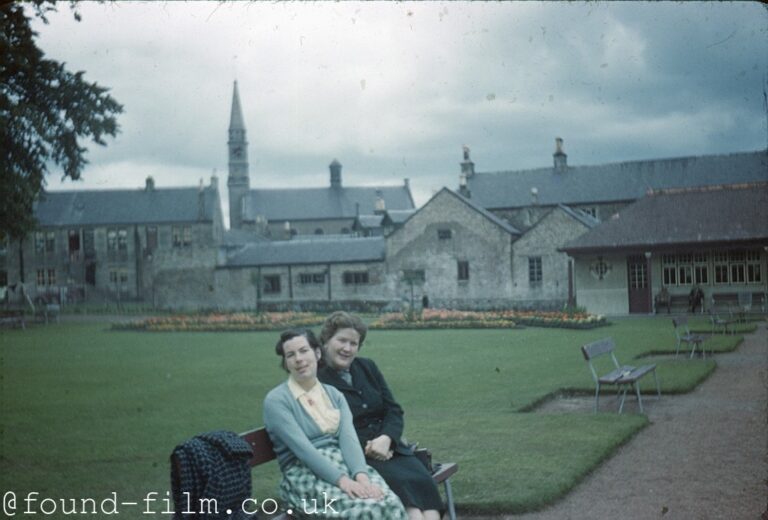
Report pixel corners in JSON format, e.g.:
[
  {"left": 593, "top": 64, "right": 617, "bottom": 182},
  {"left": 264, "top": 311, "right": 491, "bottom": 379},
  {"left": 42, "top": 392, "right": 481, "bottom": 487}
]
[
  {"left": 365, "top": 434, "right": 393, "bottom": 462},
  {"left": 337, "top": 473, "right": 385, "bottom": 500}
]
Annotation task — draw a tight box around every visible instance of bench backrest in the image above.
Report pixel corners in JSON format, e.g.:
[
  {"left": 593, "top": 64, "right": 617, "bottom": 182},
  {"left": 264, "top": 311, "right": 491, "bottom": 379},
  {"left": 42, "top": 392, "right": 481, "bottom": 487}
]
[
  {"left": 581, "top": 338, "right": 621, "bottom": 382},
  {"left": 581, "top": 337, "right": 615, "bottom": 361},
  {"left": 240, "top": 427, "right": 277, "bottom": 467}
]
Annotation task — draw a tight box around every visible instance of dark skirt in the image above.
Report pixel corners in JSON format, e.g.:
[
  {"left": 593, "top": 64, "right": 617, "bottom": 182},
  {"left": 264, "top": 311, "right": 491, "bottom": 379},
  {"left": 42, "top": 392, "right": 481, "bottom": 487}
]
[{"left": 366, "top": 453, "right": 444, "bottom": 512}]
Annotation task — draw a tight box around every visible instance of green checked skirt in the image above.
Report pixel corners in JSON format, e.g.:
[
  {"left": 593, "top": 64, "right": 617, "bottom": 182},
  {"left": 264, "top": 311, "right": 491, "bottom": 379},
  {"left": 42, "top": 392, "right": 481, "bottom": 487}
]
[{"left": 279, "top": 445, "right": 407, "bottom": 519}]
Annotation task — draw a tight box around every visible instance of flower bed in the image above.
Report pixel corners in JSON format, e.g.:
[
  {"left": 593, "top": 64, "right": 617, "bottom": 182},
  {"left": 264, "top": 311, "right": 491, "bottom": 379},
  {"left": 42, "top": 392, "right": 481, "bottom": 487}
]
[
  {"left": 112, "top": 312, "right": 325, "bottom": 332},
  {"left": 369, "top": 308, "right": 607, "bottom": 330}
]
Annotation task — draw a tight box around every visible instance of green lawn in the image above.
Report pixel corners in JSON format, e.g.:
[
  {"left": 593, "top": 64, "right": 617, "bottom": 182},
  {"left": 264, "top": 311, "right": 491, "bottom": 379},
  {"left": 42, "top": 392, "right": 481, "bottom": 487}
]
[{"left": 0, "top": 317, "right": 741, "bottom": 514}]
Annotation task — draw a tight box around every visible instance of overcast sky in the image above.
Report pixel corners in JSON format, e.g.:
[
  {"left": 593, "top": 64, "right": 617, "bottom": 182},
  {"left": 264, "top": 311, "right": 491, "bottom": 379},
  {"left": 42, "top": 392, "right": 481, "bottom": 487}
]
[{"left": 35, "top": 1, "right": 767, "bottom": 226}]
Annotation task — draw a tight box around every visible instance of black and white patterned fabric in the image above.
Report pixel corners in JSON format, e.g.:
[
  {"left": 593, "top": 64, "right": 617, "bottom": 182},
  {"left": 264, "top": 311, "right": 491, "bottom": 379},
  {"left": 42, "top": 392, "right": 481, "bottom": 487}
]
[
  {"left": 279, "top": 445, "right": 407, "bottom": 519},
  {"left": 171, "top": 430, "right": 255, "bottom": 519}
]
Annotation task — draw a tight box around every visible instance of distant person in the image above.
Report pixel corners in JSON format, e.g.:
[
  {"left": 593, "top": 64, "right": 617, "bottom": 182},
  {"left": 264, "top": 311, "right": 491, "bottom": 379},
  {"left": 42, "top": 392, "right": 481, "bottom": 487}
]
[
  {"left": 689, "top": 286, "right": 704, "bottom": 313},
  {"left": 263, "top": 329, "right": 407, "bottom": 519},
  {"left": 655, "top": 286, "right": 670, "bottom": 314},
  {"left": 421, "top": 294, "right": 429, "bottom": 310},
  {"left": 318, "top": 312, "right": 443, "bottom": 520}
]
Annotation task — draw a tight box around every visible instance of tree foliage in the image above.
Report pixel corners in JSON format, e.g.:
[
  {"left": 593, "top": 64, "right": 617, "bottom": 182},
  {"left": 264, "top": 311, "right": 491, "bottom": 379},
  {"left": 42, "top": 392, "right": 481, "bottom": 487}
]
[{"left": 1, "top": 0, "right": 123, "bottom": 241}]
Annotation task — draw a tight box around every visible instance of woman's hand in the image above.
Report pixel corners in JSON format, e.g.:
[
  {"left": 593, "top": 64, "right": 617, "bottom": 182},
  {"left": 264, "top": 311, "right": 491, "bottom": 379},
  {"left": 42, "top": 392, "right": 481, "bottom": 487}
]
[
  {"left": 337, "top": 474, "right": 384, "bottom": 500},
  {"left": 354, "top": 473, "right": 385, "bottom": 500},
  {"left": 364, "top": 435, "right": 394, "bottom": 461}
]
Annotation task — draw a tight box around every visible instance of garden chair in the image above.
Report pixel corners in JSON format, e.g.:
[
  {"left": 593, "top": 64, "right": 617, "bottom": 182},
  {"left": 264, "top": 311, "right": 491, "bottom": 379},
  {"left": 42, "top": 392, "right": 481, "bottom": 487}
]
[
  {"left": 581, "top": 337, "right": 660, "bottom": 414},
  {"left": 708, "top": 308, "right": 733, "bottom": 335},
  {"left": 672, "top": 316, "right": 707, "bottom": 358}
]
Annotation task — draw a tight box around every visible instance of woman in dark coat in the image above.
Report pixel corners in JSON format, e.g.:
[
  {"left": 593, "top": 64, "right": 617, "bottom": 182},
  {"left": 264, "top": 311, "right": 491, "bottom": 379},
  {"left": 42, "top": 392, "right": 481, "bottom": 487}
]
[{"left": 317, "top": 311, "right": 443, "bottom": 520}]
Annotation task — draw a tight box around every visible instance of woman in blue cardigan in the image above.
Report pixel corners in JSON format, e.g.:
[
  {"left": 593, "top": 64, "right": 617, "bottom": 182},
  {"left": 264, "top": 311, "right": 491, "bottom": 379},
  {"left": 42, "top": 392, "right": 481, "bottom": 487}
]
[{"left": 263, "top": 329, "right": 407, "bottom": 519}]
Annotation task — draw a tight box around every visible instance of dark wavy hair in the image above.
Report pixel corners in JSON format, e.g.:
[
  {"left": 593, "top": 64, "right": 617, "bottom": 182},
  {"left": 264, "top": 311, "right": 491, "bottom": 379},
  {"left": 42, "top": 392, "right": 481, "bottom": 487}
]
[
  {"left": 319, "top": 311, "right": 368, "bottom": 349},
  {"left": 274, "top": 328, "right": 321, "bottom": 372}
]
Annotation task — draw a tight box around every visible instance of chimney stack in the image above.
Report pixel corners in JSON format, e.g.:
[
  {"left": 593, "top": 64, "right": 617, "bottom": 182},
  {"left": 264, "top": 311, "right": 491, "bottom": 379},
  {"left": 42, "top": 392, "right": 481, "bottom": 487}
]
[
  {"left": 330, "top": 159, "right": 342, "bottom": 188},
  {"left": 553, "top": 137, "right": 567, "bottom": 171},
  {"left": 374, "top": 190, "right": 386, "bottom": 214},
  {"left": 460, "top": 145, "right": 475, "bottom": 178}
]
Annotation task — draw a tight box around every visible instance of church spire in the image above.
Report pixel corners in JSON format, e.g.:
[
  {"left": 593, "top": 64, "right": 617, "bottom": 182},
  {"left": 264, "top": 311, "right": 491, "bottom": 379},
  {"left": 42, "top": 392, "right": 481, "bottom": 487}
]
[
  {"left": 229, "top": 80, "right": 246, "bottom": 131},
  {"left": 227, "top": 80, "right": 250, "bottom": 230}
]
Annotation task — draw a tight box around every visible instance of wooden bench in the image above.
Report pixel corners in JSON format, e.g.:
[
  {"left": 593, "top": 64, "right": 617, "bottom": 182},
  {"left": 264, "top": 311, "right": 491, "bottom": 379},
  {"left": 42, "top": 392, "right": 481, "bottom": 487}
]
[
  {"left": 0, "top": 310, "right": 26, "bottom": 329},
  {"left": 672, "top": 316, "right": 708, "bottom": 358},
  {"left": 581, "top": 338, "right": 660, "bottom": 414},
  {"left": 240, "top": 427, "right": 458, "bottom": 520}
]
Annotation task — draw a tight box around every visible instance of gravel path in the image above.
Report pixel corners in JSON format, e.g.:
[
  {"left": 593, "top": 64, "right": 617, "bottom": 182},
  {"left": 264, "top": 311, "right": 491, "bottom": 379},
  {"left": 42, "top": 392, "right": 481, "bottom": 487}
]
[{"left": 466, "top": 322, "right": 768, "bottom": 520}]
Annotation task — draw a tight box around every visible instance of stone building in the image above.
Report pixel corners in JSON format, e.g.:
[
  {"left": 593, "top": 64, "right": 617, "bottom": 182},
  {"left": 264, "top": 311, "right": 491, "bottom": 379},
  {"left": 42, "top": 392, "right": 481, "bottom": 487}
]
[
  {"left": 211, "top": 236, "right": 388, "bottom": 311},
  {"left": 385, "top": 188, "right": 521, "bottom": 310},
  {"left": 458, "top": 142, "right": 767, "bottom": 310},
  {"left": 2, "top": 176, "right": 223, "bottom": 306},
  {"left": 226, "top": 82, "right": 415, "bottom": 238},
  {"left": 561, "top": 183, "right": 768, "bottom": 315}
]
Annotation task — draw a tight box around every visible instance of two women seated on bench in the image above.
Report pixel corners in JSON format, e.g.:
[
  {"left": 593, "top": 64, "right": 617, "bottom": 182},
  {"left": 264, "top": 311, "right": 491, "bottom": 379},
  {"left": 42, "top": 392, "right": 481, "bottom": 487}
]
[{"left": 263, "top": 311, "right": 442, "bottom": 520}]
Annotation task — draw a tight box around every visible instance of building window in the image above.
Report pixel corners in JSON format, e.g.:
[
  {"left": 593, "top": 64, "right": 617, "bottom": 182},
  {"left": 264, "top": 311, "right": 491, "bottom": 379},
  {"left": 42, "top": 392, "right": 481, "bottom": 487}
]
[
  {"left": 47, "top": 268, "right": 56, "bottom": 285},
  {"left": 747, "top": 250, "right": 762, "bottom": 283},
  {"left": 68, "top": 229, "right": 80, "bottom": 260},
  {"left": 146, "top": 226, "right": 158, "bottom": 253},
  {"left": 402, "top": 269, "right": 425, "bottom": 282},
  {"left": 729, "top": 250, "right": 746, "bottom": 284},
  {"left": 582, "top": 206, "right": 598, "bottom": 219},
  {"left": 314, "top": 228, "right": 324, "bottom": 235},
  {"left": 343, "top": 271, "right": 369, "bottom": 285},
  {"left": 36, "top": 269, "right": 46, "bottom": 286},
  {"left": 457, "top": 261, "right": 469, "bottom": 281},
  {"left": 340, "top": 227, "right": 350, "bottom": 235},
  {"left": 299, "top": 273, "right": 326, "bottom": 285},
  {"left": 117, "top": 228, "right": 128, "bottom": 251},
  {"left": 694, "top": 253, "right": 708, "bottom": 285},
  {"left": 0, "top": 270, "right": 7, "bottom": 287},
  {"left": 713, "top": 251, "right": 729, "bottom": 285},
  {"left": 109, "top": 270, "right": 128, "bottom": 286},
  {"left": 628, "top": 258, "right": 648, "bottom": 289},
  {"left": 438, "top": 229, "right": 452, "bottom": 240},
  {"left": 662, "top": 254, "right": 677, "bottom": 286},
  {"left": 528, "top": 257, "right": 543, "bottom": 285},
  {"left": 173, "top": 225, "right": 192, "bottom": 247},
  {"left": 263, "top": 275, "right": 281, "bottom": 294},
  {"left": 676, "top": 253, "right": 693, "bottom": 285},
  {"left": 45, "top": 231, "right": 55, "bottom": 252},
  {"left": 107, "top": 229, "right": 118, "bottom": 251},
  {"left": 35, "top": 232, "right": 45, "bottom": 254}
]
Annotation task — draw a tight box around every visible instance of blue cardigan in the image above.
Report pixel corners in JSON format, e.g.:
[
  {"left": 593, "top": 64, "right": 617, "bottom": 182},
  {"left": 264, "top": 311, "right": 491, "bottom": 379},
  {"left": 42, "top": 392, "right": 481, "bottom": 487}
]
[{"left": 263, "top": 381, "right": 368, "bottom": 485}]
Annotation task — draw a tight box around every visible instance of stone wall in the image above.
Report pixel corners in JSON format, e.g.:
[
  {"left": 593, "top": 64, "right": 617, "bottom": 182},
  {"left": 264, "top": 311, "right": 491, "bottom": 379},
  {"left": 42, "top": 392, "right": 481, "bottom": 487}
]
[{"left": 386, "top": 190, "right": 514, "bottom": 309}]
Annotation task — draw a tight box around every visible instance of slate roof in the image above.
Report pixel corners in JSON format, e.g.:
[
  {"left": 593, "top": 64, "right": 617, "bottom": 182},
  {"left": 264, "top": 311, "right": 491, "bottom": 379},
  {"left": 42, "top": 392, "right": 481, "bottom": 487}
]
[
  {"left": 466, "top": 150, "right": 767, "bottom": 209},
  {"left": 450, "top": 189, "right": 521, "bottom": 236},
  {"left": 557, "top": 204, "right": 600, "bottom": 229},
  {"left": 243, "top": 185, "right": 414, "bottom": 222},
  {"left": 354, "top": 214, "right": 384, "bottom": 229},
  {"left": 224, "top": 236, "right": 385, "bottom": 267},
  {"left": 384, "top": 209, "right": 415, "bottom": 225},
  {"left": 560, "top": 183, "right": 768, "bottom": 253},
  {"left": 34, "top": 186, "right": 220, "bottom": 226}
]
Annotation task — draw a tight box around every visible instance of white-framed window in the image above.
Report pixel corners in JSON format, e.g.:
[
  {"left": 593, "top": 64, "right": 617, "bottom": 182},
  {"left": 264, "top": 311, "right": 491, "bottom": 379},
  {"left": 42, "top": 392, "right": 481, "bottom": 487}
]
[
  {"left": 694, "top": 253, "right": 708, "bottom": 285},
  {"left": 662, "top": 254, "right": 677, "bottom": 285},
  {"left": 729, "top": 250, "right": 746, "bottom": 283},
  {"left": 713, "top": 251, "right": 729, "bottom": 285},
  {"left": 677, "top": 253, "right": 693, "bottom": 285},
  {"left": 528, "top": 256, "right": 543, "bottom": 285},
  {"left": 747, "top": 250, "right": 762, "bottom": 283}
]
